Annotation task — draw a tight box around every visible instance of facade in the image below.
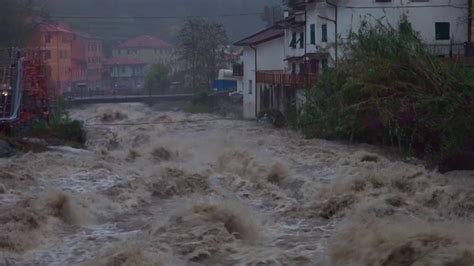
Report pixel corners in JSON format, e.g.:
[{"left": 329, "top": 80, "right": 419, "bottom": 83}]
[
  {"left": 284, "top": 0, "right": 469, "bottom": 70},
  {"left": 31, "top": 23, "right": 105, "bottom": 96},
  {"left": 83, "top": 35, "right": 105, "bottom": 91},
  {"left": 104, "top": 56, "right": 146, "bottom": 94},
  {"left": 112, "top": 35, "right": 178, "bottom": 73},
  {"left": 236, "top": 0, "right": 471, "bottom": 119},
  {"left": 70, "top": 32, "right": 105, "bottom": 95},
  {"left": 32, "top": 23, "right": 74, "bottom": 95},
  {"left": 235, "top": 26, "right": 289, "bottom": 118}
]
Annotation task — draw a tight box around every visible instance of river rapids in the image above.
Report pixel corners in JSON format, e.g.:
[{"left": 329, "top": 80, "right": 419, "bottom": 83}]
[{"left": 1, "top": 103, "right": 473, "bottom": 266}]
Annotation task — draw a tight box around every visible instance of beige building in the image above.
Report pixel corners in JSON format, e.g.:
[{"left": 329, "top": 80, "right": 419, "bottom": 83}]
[{"left": 112, "top": 35, "right": 179, "bottom": 73}]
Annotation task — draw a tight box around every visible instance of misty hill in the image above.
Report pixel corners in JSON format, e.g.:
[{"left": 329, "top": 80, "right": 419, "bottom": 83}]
[{"left": 45, "top": 0, "right": 280, "bottom": 43}]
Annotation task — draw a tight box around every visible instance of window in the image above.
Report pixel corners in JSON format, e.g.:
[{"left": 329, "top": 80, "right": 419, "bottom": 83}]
[
  {"left": 45, "top": 34, "right": 52, "bottom": 44},
  {"left": 121, "top": 67, "right": 126, "bottom": 73},
  {"left": 127, "top": 49, "right": 131, "bottom": 55},
  {"left": 248, "top": 80, "right": 253, "bottom": 95},
  {"left": 117, "top": 49, "right": 121, "bottom": 55},
  {"left": 435, "top": 22, "right": 450, "bottom": 40},
  {"left": 310, "top": 24, "right": 316, "bottom": 44},
  {"left": 322, "top": 24, "right": 328, "bottom": 43},
  {"left": 299, "top": 32, "right": 304, "bottom": 48},
  {"left": 290, "top": 32, "right": 297, "bottom": 48},
  {"left": 292, "top": 63, "right": 296, "bottom": 74}
]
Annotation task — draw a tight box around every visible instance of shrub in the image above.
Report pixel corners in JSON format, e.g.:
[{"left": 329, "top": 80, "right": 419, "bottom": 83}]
[
  {"left": 300, "top": 17, "right": 474, "bottom": 166},
  {"left": 186, "top": 92, "right": 210, "bottom": 113},
  {"left": 27, "top": 98, "right": 86, "bottom": 147}
]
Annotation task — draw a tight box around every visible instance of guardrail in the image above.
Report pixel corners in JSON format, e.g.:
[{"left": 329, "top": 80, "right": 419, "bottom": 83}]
[
  {"left": 256, "top": 71, "right": 317, "bottom": 88},
  {"left": 425, "top": 43, "right": 471, "bottom": 57}
]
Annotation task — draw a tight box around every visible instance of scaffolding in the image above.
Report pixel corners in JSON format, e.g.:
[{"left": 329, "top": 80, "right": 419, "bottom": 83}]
[{"left": 0, "top": 48, "right": 51, "bottom": 133}]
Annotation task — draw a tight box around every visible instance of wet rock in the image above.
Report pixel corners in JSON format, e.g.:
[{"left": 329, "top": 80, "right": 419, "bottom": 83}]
[
  {"left": 0, "top": 140, "right": 15, "bottom": 158},
  {"left": 0, "top": 183, "right": 6, "bottom": 193}
]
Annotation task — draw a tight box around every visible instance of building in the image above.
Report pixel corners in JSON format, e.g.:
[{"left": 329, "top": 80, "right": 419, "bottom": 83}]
[
  {"left": 236, "top": 0, "right": 471, "bottom": 119},
  {"left": 70, "top": 32, "right": 105, "bottom": 95},
  {"left": 31, "top": 23, "right": 74, "bottom": 95},
  {"left": 104, "top": 56, "right": 146, "bottom": 94},
  {"left": 235, "top": 26, "right": 290, "bottom": 119},
  {"left": 284, "top": 0, "right": 469, "bottom": 70},
  {"left": 30, "top": 23, "right": 105, "bottom": 96},
  {"left": 112, "top": 35, "right": 178, "bottom": 73}
]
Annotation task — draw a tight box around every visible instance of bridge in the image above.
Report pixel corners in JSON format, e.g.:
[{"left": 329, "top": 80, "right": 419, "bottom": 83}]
[{"left": 67, "top": 94, "right": 195, "bottom": 106}]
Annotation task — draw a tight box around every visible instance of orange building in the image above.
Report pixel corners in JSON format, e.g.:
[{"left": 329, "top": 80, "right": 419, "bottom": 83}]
[
  {"left": 30, "top": 23, "right": 105, "bottom": 96},
  {"left": 30, "top": 23, "right": 74, "bottom": 95}
]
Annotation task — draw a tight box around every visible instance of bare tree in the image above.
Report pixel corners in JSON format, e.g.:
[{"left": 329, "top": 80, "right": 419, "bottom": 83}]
[
  {"left": 0, "top": 0, "right": 48, "bottom": 48},
  {"left": 261, "top": 5, "right": 284, "bottom": 27},
  {"left": 177, "top": 18, "right": 228, "bottom": 91}
]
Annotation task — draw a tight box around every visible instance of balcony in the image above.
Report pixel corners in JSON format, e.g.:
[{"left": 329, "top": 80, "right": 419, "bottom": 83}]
[
  {"left": 256, "top": 70, "right": 317, "bottom": 88},
  {"left": 232, "top": 63, "right": 243, "bottom": 77}
]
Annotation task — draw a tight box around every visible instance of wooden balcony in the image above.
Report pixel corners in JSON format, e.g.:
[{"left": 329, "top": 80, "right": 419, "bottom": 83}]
[{"left": 256, "top": 70, "right": 318, "bottom": 88}]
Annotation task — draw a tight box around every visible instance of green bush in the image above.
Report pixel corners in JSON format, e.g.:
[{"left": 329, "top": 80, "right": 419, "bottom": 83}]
[
  {"left": 186, "top": 92, "right": 210, "bottom": 113},
  {"left": 300, "top": 17, "right": 474, "bottom": 165},
  {"left": 28, "top": 98, "right": 86, "bottom": 147}
]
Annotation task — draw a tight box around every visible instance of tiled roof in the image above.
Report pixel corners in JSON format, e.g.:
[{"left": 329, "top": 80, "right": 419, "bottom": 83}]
[
  {"left": 104, "top": 56, "right": 146, "bottom": 65},
  {"left": 234, "top": 26, "right": 284, "bottom": 46},
  {"left": 119, "top": 35, "right": 171, "bottom": 48},
  {"left": 40, "top": 22, "right": 73, "bottom": 34}
]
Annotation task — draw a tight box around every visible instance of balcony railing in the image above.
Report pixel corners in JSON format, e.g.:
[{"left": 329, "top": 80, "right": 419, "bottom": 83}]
[
  {"left": 256, "top": 71, "right": 317, "bottom": 88},
  {"left": 425, "top": 43, "right": 472, "bottom": 58},
  {"left": 232, "top": 63, "right": 243, "bottom": 77}
]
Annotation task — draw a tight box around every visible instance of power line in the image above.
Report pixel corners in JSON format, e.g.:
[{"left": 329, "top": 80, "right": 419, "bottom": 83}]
[{"left": 50, "top": 12, "right": 263, "bottom": 20}]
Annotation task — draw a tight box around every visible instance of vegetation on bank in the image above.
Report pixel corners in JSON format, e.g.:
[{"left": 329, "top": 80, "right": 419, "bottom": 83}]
[
  {"left": 26, "top": 98, "right": 86, "bottom": 148},
  {"left": 144, "top": 63, "right": 171, "bottom": 95},
  {"left": 299, "top": 18, "right": 474, "bottom": 167},
  {"left": 186, "top": 92, "right": 210, "bottom": 113}
]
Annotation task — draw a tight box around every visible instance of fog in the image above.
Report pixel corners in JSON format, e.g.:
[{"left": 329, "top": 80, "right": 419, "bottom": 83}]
[{"left": 43, "top": 0, "right": 281, "bottom": 41}]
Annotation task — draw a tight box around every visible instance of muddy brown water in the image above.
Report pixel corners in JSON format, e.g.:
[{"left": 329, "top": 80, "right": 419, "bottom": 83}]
[{"left": 1, "top": 103, "right": 473, "bottom": 266}]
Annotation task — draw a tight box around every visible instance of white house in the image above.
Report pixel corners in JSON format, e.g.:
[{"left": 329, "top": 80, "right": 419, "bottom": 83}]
[
  {"left": 235, "top": 0, "right": 471, "bottom": 119},
  {"left": 234, "top": 26, "right": 287, "bottom": 119},
  {"left": 286, "top": 0, "right": 469, "bottom": 70}
]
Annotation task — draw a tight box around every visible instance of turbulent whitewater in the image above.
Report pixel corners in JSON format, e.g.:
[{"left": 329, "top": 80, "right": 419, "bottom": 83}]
[{"left": 1, "top": 103, "right": 473, "bottom": 265}]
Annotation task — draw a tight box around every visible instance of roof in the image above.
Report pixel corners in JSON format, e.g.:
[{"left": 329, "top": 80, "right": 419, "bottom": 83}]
[
  {"left": 40, "top": 22, "right": 73, "bottom": 34},
  {"left": 234, "top": 26, "right": 284, "bottom": 46},
  {"left": 104, "top": 56, "right": 146, "bottom": 66},
  {"left": 119, "top": 35, "right": 171, "bottom": 49}
]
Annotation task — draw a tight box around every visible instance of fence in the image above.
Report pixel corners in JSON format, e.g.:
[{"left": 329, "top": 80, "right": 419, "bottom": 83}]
[{"left": 256, "top": 71, "right": 317, "bottom": 88}]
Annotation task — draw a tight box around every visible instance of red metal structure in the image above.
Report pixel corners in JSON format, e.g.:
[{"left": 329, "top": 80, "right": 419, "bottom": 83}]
[{"left": 0, "top": 48, "right": 51, "bottom": 134}]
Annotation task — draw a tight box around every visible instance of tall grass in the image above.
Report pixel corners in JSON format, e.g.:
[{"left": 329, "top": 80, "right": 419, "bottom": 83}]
[{"left": 300, "top": 17, "right": 474, "bottom": 166}]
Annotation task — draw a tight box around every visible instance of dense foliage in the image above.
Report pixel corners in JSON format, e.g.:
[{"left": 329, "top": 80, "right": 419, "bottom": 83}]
[
  {"left": 29, "top": 98, "right": 86, "bottom": 147},
  {"left": 144, "top": 63, "right": 171, "bottom": 95},
  {"left": 178, "top": 18, "right": 228, "bottom": 91},
  {"left": 300, "top": 19, "right": 474, "bottom": 165},
  {"left": 0, "top": 0, "right": 43, "bottom": 48}
]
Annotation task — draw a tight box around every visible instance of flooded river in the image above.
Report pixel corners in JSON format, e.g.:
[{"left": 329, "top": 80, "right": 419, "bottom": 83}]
[{"left": 1, "top": 103, "right": 474, "bottom": 265}]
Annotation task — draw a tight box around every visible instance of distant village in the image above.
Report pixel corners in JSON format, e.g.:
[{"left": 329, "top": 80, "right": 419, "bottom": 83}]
[{"left": 30, "top": 0, "right": 472, "bottom": 120}]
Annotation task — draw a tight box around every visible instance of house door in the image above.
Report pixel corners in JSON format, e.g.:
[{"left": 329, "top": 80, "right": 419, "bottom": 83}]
[{"left": 310, "top": 59, "right": 319, "bottom": 74}]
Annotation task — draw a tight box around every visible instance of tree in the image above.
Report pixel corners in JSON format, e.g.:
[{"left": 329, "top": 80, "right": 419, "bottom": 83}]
[
  {"left": 177, "top": 18, "right": 228, "bottom": 91},
  {"left": 261, "top": 5, "right": 284, "bottom": 27},
  {"left": 144, "top": 63, "right": 171, "bottom": 95},
  {"left": 0, "top": 0, "right": 44, "bottom": 48}
]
